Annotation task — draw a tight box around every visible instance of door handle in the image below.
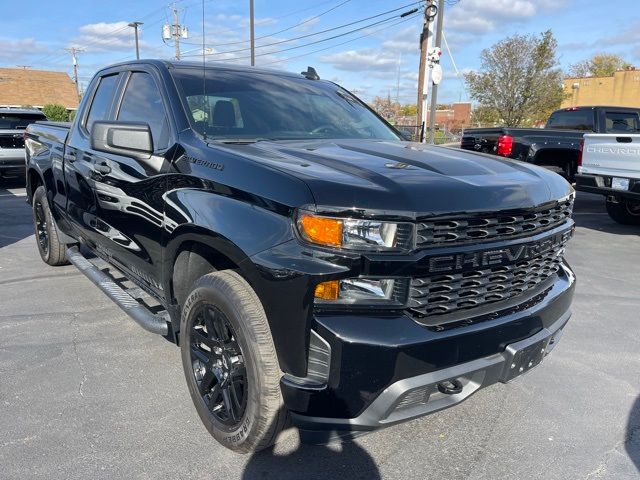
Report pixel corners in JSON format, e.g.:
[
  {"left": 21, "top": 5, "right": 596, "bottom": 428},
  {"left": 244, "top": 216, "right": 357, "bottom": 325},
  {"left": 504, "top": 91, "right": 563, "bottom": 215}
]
[
  {"left": 63, "top": 153, "right": 76, "bottom": 163},
  {"left": 93, "top": 164, "right": 112, "bottom": 175}
]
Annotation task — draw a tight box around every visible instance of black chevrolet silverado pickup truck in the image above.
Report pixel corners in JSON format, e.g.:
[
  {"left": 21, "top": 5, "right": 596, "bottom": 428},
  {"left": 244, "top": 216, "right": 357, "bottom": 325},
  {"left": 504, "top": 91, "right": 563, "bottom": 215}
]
[
  {"left": 25, "top": 60, "right": 575, "bottom": 453},
  {"left": 461, "top": 106, "right": 640, "bottom": 181}
]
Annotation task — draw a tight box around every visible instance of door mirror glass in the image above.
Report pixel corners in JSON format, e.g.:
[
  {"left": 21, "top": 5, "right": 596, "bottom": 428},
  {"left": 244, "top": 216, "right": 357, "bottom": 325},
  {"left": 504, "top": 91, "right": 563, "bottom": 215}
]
[{"left": 90, "top": 121, "right": 153, "bottom": 159}]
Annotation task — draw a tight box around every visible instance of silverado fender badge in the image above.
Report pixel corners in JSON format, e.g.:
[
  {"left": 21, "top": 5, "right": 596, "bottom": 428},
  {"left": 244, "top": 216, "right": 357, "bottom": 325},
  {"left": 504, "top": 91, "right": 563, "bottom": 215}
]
[{"left": 186, "top": 156, "right": 224, "bottom": 171}]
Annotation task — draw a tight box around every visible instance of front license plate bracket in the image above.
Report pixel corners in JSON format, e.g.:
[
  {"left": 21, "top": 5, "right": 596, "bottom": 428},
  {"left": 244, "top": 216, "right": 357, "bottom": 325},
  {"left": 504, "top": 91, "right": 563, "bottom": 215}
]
[{"left": 502, "top": 337, "right": 550, "bottom": 382}]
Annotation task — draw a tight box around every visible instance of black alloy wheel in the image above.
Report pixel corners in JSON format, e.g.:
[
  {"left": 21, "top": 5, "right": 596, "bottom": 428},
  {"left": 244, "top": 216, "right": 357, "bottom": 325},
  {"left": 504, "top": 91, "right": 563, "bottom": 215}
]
[
  {"left": 34, "top": 199, "right": 49, "bottom": 256},
  {"left": 190, "top": 305, "right": 247, "bottom": 426}
]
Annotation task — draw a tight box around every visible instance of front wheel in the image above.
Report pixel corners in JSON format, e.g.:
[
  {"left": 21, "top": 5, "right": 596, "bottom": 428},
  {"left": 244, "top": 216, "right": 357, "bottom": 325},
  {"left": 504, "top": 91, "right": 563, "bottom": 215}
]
[
  {"left": 605, "top": 198, "right": 640, "bottom": 225},
  {"left": 180, "top": 270, "right": 288, "bottom": 453}
]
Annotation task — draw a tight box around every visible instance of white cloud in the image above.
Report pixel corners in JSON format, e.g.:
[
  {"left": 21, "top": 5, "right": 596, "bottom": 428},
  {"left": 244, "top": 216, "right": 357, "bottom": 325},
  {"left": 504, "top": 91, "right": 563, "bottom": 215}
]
[
  {"left": 321, "top": 49, "right": 398, "bottom": 71},
  {"left": 72, "top": 21, "right": 141, "bottom": 53},
  {"left": 0, "top": 38, "right": 50, "bottom": 63},
  {"left": 446, "top": 0, "right": 568, "bottom": 41}
]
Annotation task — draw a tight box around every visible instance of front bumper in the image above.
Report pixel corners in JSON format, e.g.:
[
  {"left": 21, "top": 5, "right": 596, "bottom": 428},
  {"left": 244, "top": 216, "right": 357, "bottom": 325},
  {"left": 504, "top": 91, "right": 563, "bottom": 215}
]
[
  {"left": 575, "top": 173, "right": 640, "bottom": 201},
  {"left": 283, "top": 263, "right": 575, "bottom": 439}
]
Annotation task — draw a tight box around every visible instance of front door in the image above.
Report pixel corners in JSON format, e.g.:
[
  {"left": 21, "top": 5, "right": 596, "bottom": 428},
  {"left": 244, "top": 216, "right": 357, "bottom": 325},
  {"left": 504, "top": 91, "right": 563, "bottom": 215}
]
[{"left": 89, "top": 69, "right": 174, "bottom": 297}]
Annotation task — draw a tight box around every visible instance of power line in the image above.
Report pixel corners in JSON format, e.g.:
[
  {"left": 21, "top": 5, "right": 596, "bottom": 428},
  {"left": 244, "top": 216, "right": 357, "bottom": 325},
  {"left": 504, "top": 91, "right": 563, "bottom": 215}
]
[
  {"left": 183, "top": 3, "right": 422, "bottom": 59},
  {"left": 260, "top": 14, "right": 419, "bottom": 66},
  {"left": 182, "top": 0, "right": 352, "bottom": 48}
]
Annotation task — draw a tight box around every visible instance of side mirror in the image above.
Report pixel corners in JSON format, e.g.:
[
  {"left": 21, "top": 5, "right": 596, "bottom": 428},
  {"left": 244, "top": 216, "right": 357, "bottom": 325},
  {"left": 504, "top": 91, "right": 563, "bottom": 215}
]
[
  {"left": 398, "top": 129, "right": 414, "bottom": 141},
  {"left": 91, "top": 121, "right": 153, "bottom": 159}
]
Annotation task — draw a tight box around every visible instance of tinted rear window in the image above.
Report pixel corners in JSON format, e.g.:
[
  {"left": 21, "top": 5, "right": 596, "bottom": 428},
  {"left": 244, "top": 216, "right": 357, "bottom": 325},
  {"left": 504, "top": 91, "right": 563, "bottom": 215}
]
[
  {"left": 604, "top": 111, "right": 640, "bottom": 133},
  {"left": 0, "top": 113, "right": 46, "bottom": 129},
  {"left": 546, "top": 110, "right": 594, "bottom": 130}
]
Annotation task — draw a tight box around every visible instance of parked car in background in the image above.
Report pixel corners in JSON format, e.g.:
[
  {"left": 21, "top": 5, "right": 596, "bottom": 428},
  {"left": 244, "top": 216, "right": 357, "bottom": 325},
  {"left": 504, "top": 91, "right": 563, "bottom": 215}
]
[
  {"left": 0, "top": 108, "right": 47, "bottom": 179},
  {"left": 461, "top": 106, "right": 640, "bottom": 181},
  {"left": 576, "top": 131, "right": 640, "bottom": 225},
  {"left": 25, "top": 60, "right": 576, "bottom": 453}
]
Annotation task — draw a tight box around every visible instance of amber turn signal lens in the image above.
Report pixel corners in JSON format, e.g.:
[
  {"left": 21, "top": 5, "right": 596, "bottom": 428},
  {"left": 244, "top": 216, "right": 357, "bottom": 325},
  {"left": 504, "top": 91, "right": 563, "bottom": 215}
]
[
  {"left": 299, "top": 214, "right": 343, "bottom": 247},
  {"left": 315, "top": 280, "right": 340, "bottom": 300}
]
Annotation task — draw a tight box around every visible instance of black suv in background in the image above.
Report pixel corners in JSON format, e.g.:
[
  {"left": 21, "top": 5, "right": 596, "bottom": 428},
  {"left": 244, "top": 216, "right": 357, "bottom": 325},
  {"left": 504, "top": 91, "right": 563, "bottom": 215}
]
[{"left": 25, "top": 61, "right": 575, "bottom": 453}]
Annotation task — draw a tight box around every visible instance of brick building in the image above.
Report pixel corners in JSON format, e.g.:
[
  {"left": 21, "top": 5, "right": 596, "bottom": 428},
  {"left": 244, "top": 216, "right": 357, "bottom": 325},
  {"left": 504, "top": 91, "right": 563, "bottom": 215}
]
[
  {"left": 426, "top": 102, "right": 472, "bottom": 130},
  {"left": 0, "top": 68, "right": 79, "bottom": 110},
  {"left": 562, "top": 68, "right": 640, "bottom": 108}
]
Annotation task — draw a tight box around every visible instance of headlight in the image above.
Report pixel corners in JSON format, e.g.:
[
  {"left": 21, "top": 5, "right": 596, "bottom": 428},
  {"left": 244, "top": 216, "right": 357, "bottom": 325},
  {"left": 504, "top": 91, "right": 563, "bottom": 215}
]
[
  {"left": 297, "top": 212, "right": 414, "bottom": 251},
  {"left": 315, "top": 277, "right": 409, "bottom": 308}
]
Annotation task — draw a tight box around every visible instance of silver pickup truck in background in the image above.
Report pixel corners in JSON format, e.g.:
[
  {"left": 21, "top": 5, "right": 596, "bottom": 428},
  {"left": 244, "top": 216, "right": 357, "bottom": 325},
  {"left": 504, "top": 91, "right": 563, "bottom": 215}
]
[
  {"left": 0, "top": 108, "right": 47, "bottom": 179},
  {"left": 576, "top": 131, "right": 640, "bottom": 225}
]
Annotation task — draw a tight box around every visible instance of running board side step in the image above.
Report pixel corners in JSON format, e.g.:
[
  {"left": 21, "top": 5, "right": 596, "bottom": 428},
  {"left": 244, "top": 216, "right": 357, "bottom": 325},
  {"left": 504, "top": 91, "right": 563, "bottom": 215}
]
[{"left": 66, "top": 247, "right": 169, "bottom": 336}]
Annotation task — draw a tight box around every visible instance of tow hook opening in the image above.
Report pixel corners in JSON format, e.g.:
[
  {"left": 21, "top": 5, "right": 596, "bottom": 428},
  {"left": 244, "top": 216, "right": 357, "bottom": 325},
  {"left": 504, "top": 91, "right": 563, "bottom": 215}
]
[{"left": 437, "top": 379, "right": 464, "bottom": 395}]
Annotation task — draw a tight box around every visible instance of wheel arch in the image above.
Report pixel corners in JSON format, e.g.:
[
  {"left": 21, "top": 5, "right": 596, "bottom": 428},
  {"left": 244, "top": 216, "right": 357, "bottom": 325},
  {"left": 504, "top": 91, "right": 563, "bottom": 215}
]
[{"left": 164, "top": 225, "right": 252, "bottom": 310}]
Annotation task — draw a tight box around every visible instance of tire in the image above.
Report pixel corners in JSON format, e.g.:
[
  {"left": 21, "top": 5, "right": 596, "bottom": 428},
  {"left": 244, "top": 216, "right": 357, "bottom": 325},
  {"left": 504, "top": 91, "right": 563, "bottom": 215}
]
[
  {"left": 180, "top": 270, "right": 287, "bottom": 453},
  {"left": 605, "top": 198, "right": 640, "bottom": 225},
  {"left": 32, "top": 186, "right": 69, "bottom": 266}
]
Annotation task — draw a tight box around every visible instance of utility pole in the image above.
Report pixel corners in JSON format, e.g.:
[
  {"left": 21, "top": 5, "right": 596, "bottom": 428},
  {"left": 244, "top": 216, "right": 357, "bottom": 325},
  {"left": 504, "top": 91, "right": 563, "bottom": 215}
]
[
  {"left": 128, "top": 21, "right": 143, "bottom": 60},
  {"left": 416, "top": 1, "right": 437, "bottom": 142},
  {"left": 173, "top": 7, "right": 181, "bottom": 60},
  {"left": 249, "top": 0, "right": 255, "bottom": 66},
  {"left": 428, "top": 0, "right": 445, "bottom": 144},
  {"left": 163, "top": 5, "right": 188, "bottom": 60},
  {"left": 66, "top": 47, "right": 84, "bottom": 97}
]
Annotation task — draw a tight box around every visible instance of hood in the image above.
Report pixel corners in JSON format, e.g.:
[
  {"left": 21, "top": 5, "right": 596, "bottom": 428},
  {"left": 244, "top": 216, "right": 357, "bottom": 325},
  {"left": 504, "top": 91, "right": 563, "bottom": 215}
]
[{"left": 220, "top": 139, "right": 572, "bottom": 217}]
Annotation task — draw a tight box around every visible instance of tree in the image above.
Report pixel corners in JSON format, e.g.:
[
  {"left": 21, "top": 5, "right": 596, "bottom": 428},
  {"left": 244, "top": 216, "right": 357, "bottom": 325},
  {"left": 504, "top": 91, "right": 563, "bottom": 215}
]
[
  {"left": 569, "top": 54, "right": 632, "bottom": 78},
  {"left": 400, "top": 104, "right": 417, "bottom": 117},
  {"left": 370, "top": 96, "right": 401, "bottom": 121},
  {"left": 42, "top": 104, "right": 69, "bottom": 121},
  {"left": 471, "top": 106, "right": 501, "bottom": 126},
  {"left": 464, "top": 30, "right": 566, "bottom": 127}
]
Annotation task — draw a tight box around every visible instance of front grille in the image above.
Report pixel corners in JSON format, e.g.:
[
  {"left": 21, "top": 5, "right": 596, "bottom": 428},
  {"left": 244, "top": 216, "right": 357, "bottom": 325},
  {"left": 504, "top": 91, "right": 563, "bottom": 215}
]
[
  {"left": 416, "top": 197, "right": 573, "bottom": 248},
  {"left": 408, "top": 238, "right": 567, "bottom": 319},
  {"left": 0, "top": 133, "right": 24, "bottom": 149}
]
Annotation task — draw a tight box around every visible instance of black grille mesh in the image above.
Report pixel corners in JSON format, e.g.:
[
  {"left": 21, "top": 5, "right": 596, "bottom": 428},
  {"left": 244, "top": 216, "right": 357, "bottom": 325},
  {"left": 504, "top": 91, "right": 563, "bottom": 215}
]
[
  {"left": 416, "top": 197, "right": 573, "bottom": 248},
  {"left": 408, "top": 240, "right": 567, "bottom": 318}
]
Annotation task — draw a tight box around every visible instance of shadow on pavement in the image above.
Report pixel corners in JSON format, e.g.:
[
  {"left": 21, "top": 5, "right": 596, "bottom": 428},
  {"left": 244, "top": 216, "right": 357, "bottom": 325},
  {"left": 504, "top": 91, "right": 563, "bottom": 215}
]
[
  {"left": 242, "top": 438, "right": 381, "bottom": 480},
  {"left": 242, "top": 407, "right": 380, "bottom": 480},
  {"left": 627, "top": 396, "right": 640, "bottom": 474},
  {"left": 0, "top": 175, "right": 32, "bottom": 249}
]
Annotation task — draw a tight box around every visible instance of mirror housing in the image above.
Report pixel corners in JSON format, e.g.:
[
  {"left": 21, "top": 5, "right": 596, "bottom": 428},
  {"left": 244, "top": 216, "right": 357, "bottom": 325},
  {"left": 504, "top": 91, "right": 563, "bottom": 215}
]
[
  {"left": 90, "top": 121, "right": 153, "bottom": 159},
  {"left": 397, "top": 128, "right": 414, "bottom": 141}
]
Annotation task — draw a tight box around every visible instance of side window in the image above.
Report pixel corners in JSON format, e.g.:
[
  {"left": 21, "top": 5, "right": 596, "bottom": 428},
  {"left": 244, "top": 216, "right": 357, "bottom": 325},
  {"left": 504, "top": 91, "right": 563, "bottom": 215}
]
[
  {"left": 118, "top": 72, "right": 169, "bottom": 150},
  {"left": 85, "top": 74, "right": 119, "bottom": 132}
]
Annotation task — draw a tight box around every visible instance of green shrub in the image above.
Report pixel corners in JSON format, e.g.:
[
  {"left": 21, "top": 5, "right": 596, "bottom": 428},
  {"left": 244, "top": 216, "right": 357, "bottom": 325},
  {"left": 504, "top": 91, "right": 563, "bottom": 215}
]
[{"left": 42, "top": 104, "right": 69, "bottom": 122}]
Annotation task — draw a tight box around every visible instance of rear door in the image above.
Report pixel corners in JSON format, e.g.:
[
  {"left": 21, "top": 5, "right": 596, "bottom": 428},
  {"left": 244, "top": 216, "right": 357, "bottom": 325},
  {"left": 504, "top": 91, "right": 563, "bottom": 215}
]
[
  {"left": 581, "top": 134, "right": 640, "bottom": 179},
  {"left": 89, "top": 67, "right": 175, "bottom": 296},
  {"left": 64, "top": 72, "right": 121, "bottom": 243}
]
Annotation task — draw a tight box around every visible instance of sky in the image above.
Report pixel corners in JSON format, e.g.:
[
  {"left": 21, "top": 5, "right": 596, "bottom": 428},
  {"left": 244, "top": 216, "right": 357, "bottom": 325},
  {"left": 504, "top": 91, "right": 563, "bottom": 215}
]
[{"left": 2, "top": 0, "right": 640, "bottom": 106}]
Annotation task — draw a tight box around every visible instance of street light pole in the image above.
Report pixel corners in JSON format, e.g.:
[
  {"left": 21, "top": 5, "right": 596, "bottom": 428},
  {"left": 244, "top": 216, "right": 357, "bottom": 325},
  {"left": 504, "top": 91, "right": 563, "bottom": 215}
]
[{"left": 128, "top": 21, "right": 144, "bottom": 60}]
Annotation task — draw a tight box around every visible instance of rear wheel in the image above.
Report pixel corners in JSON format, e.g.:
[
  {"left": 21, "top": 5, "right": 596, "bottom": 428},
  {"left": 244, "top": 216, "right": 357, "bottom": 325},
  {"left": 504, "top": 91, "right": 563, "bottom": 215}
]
[
  {"left": 180, "top": 270, "right": 287, "bottom": 453},
  {"left": 605, "top": 197, "right": 640, "bottom": 225},
  {"left": 32, "top": 186, "right": 69, "bottom": 265}
]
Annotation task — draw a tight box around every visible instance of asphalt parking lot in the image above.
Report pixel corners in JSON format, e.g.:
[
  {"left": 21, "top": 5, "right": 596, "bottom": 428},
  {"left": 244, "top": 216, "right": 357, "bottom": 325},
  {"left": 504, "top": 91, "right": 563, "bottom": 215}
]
[{"left": 1, "top": 176, "right": 638, "bottom": 480}]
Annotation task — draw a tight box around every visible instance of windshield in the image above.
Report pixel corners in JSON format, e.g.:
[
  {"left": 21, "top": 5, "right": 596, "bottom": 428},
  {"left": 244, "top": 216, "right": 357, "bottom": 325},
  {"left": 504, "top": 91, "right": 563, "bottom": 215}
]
[
  {"left": 0, "top": 113, "right": 46, "bottom": 130},
  {"left": 172, "top": 68, "right": 400, "bottom": 142}
]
